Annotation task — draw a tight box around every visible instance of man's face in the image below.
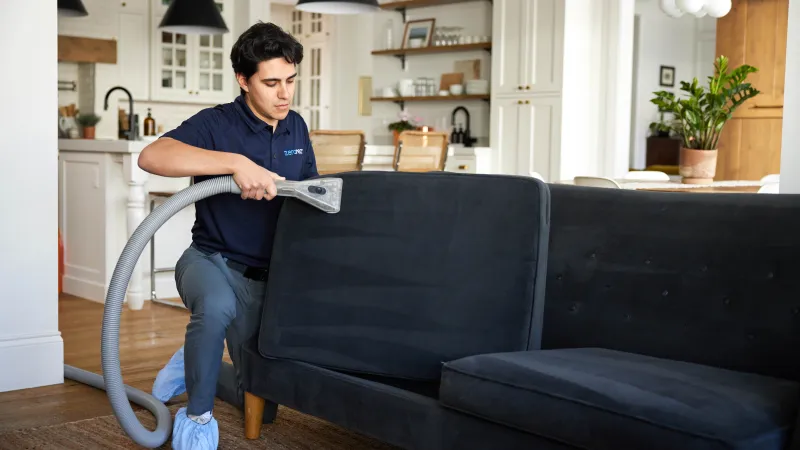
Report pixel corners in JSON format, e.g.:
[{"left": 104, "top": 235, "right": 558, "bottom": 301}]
[{"left": 238, "top": 57, "right": 297, "bottom": 127}]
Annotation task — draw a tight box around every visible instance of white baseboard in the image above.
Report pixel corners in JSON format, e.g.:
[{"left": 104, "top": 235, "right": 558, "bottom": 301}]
[
  {"left": 64, "top": 273, "right": 179, "bottom": 305},
  {"left": 63, "top": 274, "right": 105, "bottom": 303},
  {"left": 0, "top": 332, "right": 64, "bottom": 393}
]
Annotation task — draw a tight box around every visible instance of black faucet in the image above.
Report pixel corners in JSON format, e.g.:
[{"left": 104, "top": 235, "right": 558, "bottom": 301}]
[
  {"left": 451, "top": 106, "right": 477, "bottom": 147},
  {"left": 104, "top": 86, "right": 136, "bottom": 141}
]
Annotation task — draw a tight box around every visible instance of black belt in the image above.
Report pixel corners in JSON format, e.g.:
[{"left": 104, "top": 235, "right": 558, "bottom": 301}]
[{"left": 226, "top": 259, "right": 269, "bottom": 281}]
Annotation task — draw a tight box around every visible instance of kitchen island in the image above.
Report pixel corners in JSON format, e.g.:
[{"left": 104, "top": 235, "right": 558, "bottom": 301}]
[
  {"left": 58, "top": 138, "right": 493, "bottom": 311},
  {"left": 58, "top": 138, "right": 191, "bottom": 310}
]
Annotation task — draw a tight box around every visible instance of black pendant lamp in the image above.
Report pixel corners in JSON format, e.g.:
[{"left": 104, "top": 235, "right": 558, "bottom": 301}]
[
  {"left": 159, "top": 0, "right": 229, "bottom": 34},
  {"left": 58, "top": 0, "right": 88, "bottom": 17},
  {"left": 295, "top": 0, "right": 380, "bottom": 14}
]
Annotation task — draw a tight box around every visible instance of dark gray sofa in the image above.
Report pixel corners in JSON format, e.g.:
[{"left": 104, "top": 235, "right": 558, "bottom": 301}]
[{"left": 240, "top": 171, "right": 800, "bottom": 450}]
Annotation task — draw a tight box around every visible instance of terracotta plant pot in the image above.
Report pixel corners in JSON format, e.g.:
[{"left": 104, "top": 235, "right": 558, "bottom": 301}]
[
  {"left": 679, "top": 147, "right": 717, "bottom": 184},
  {"left": 83, "top": 126, "right": 96, "bottom": 139}
]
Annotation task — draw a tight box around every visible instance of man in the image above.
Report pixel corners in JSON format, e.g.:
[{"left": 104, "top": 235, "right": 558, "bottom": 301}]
[{"left": 137, "top": 22, "right": 317, "bottom": 449}]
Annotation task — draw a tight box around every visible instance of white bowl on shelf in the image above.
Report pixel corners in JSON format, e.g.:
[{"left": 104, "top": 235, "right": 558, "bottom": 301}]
[{"left": 465, "top": 79, "right": 489, "bottom": 95}]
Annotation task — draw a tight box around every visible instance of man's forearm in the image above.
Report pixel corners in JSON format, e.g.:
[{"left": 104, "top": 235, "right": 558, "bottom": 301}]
[{"left": 138, "top": 137, "right": 242, "bottom": 178}]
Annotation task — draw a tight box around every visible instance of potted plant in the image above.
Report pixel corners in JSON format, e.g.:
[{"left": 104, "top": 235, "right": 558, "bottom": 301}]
[
  {"left": 387, "top": 108, "right": 420, "bottom": 147},
  {"left": 76, "top": 113, "right": 101, "bottom": 139},
  {"left": 648, "top": 109, "right": 675, "bottom": 138},
  {"left": 650, "top": 55, "right": 760, "bottom": 184}
]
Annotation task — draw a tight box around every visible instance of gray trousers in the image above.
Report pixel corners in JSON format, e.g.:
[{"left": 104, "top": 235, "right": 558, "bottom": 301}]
[{"left": 174, "top": 243, "right": 269, "bottom": 417}]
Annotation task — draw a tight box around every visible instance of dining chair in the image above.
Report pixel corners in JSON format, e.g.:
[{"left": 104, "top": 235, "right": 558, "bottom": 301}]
[
  {"left": 622, "top": 170, "right": 670, "bottom": 181},
  {"left": 393, "top": 130, "right": 449, "bottom": 172},
  {"left": 758, "top": 182, "right": 780, "bottom": 194},
  {"left": 573, "top": 176, "right": 621, "bottom": 188},
  {"left": 761, "top": 174, "right": 780, "bottom": 184},
  {"left": 309, "top": 130, "right": 366, "bottom": 175}
]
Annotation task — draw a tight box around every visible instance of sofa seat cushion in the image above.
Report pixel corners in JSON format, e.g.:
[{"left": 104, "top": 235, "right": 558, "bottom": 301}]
[{"left": 439, "top": 348, "right": 800, "bottom": 450}]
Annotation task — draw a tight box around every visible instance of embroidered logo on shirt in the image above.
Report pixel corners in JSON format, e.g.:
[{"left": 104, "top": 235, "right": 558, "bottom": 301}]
[{"left": 284, "top": 148, "right": 304, "bottom": 156}]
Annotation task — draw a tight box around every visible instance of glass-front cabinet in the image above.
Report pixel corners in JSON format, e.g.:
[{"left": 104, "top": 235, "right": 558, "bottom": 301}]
[
  {"left": 288, "top": 10, "right": 331, "bottom": 131},
  {"left": 150, "top": 0, "right": 234, "bottom": 103}
]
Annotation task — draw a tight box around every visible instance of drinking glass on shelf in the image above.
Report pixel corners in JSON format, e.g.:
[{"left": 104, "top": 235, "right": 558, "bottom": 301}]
[{"left": 433, "top": 27, "right": 444, "bottom": 46}]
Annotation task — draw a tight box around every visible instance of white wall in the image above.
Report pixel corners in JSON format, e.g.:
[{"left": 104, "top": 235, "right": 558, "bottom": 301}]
[
  {"left": 629, "top": 0, "right": 716, "bottom": 169},
  {"left": 271, "top": 2, "right": 292, "bottom": 29},
  {"left": 779, "top": 0, "right": 800, "bottom": 193},
  {"left": 330, "top": 12, "right": 376, "bottom": 137},
  {"left": 0, "top": 0, "right": 64, "bottom": 392}
]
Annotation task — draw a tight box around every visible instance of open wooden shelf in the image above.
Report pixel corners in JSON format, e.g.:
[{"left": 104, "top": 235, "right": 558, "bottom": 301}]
[
  {"left": 380, "top": 0, "right": 490, "bottom": 20},
  {"left": 372, "top": 42, "right": 491, "bottom": 69},
  {"left": 381, "top": 0, "right": 483, "bottom": 11},
  {"left": 371, "top": 94, "right": 490, "bottom": 109},
  {"left": 372, "top": 42, "right": 491, "bottom": 57}
]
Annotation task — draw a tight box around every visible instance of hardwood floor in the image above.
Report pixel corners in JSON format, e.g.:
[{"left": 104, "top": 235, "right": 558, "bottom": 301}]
[{"left": 0, "top": 293, "right": 217, "bottom": 433}]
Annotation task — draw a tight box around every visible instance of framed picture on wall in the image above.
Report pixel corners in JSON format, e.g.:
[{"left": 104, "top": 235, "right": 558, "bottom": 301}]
[
  {"left": 402, "top": 19, "right": 435, "bottom": 49},
  {"left": 659, "top": 65, "right": 675, "bottom": 87}
]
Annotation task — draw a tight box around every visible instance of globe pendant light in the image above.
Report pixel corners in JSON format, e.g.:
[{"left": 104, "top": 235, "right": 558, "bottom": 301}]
[
  {"left": 660, "top": 0, "right": 732, "bottom": 18},
  {"left": 58, "top": 0, "right": 88, "bottom": 17},
  {"left": 159, "top": 0, "right": 229, "bottom": 34},
  {"left": 295, "top": 0, "right": 380, "bottom": 14}
]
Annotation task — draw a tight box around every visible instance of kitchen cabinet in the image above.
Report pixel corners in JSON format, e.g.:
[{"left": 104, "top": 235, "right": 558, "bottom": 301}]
[
  {"left": 287, "top": 11, "right": 333, "bottom": 131},
  {"left": 149, "top": 0, "right": 235, "bottom": 104},
  {"left": 490, "top": 95, "right": 560, "bottom": 180},
  {"left": 490, "top": 0, "right": 564, "bottom": 97},
  {"left": 58, "top": 0, "right": 150, "bottom": 101},
  {"left": 59, "top": 0, "right": 235, "bottom": 105},
  {"left": 489, "top": 0, "right": 564, "bottom": 179}
]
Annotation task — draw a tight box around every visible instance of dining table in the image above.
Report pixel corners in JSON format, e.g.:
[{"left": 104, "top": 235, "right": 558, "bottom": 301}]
[
  {"left": 622, "top": 180, "right": 762, "bottom": 193},
  {"left": 556, "top": 178, "right": 764, "bottom": 193}
]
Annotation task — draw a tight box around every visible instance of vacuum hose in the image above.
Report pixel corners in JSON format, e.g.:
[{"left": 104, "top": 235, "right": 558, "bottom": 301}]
[{"left": 63, "top": 175, "right": 243, "bottom": 449}]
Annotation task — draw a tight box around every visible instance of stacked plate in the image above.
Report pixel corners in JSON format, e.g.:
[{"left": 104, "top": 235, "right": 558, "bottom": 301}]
[{"left": 465, "top": 79, "right": 489, "bottom": 95}]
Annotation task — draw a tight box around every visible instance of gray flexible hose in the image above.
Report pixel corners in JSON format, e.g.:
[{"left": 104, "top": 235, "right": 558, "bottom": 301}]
[{"left": 63, "top": 175, "right": 242, "bottom": 449}]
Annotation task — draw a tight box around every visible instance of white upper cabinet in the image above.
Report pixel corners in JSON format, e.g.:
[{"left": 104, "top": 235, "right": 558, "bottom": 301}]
[
  {"left": 58, "top": 0, "right": 235, "bottom": 104},
  {"left": 489, "top": 0, "right": 565, "bottom": 179},
  {"left": 491, "top": 0, "right": 564, "bottom": 96},
  {"left": 150, "top": 0, "right": 235, "bottom": 104}
]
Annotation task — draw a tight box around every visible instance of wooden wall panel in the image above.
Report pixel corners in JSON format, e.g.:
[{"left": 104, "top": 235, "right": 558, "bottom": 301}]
[
  {"left": 716, "top": 117, "right": 783, "bottom": 180},
  {"left": 714, "top": 0, "right": 788, "bottom": 180}
]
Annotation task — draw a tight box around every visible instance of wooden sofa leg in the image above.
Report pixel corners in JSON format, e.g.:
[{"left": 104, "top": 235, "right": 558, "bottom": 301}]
[{"left": 244, "top": 392, "right": 265, "bottom": 439}]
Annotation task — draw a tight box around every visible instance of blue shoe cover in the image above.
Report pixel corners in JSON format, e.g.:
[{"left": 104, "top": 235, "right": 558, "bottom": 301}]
[
  {"left": 171, "top": 407, "right": 219, "bottom": 450},
  {"left": 152, "top": 345, "right": 186, "bottom": 402}
]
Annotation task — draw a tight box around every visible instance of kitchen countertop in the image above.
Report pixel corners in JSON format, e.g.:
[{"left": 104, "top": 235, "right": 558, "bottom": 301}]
[
  {"left": 58, "top": 137, "right": 158, "bottom": 153},
  {"left": 58, "top": 138, "right": 489, "bottom": 157}
]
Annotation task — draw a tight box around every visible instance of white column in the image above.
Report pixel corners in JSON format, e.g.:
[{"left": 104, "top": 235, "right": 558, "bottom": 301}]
[
  {"left": 560, "top": 0, "right": 635, "bottom": 180},
  {"left": 602, "top": 0, "right": 635, "bottom": 178},
  {"left": 779, "top": 0, "right": 800, "bottom": 193},
  {"left": 123, "top": 153, "right": 148, "bottom": 310},
  {"left": 0, "top": 0, "right": 64, "bottom": 392}
]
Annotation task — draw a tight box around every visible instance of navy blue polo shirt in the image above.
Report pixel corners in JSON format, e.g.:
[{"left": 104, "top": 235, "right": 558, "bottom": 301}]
[{"left": 162, "top": 94, "right": 318, "bottom": 268}]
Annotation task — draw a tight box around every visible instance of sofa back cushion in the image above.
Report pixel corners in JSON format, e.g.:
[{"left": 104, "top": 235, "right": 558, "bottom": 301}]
[
  {"left": 258, "top": 171, "right": 550, "bottom": 381},
  {"left": 543, "top": 184, "right": 800, "bottom": 381}
]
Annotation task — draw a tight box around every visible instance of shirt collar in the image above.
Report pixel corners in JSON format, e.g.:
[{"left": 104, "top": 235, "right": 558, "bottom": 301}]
[{"left": 234, "top": 94, "right": 291, "bottom": 136}]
